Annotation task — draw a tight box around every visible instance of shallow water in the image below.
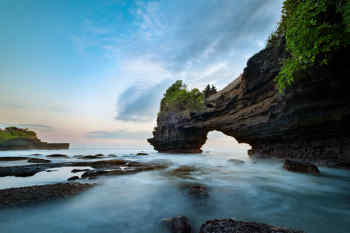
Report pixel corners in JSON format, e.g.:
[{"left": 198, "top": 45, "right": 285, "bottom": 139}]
[{"left": 0, "top": 148, "right": 349, "bottom": 233}]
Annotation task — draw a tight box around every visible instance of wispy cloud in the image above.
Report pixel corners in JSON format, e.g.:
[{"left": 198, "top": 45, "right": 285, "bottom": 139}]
[{"left": 87, "top": 129, "right": 150, "bottom": 139}]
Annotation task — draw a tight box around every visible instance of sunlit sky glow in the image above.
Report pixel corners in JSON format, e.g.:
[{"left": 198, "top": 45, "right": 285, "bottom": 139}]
[{"left": 0, "top": 0, "right": 283, "bottom": 148}]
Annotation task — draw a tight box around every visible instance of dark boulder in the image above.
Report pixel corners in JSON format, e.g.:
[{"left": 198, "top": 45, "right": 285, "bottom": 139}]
[
  {"left": 283, "top": 160, "right": 320, "bottom": 175},
  {"left": 67, "top": 176, "right": 79, "bottom": 181},
  {"left": 162, "top": 216, "right": 192, "bottom": 233},
  {"left": 0, "top": 157, "right": 29, "bottom": 161},
  {"left": 28, "top": 158, "right": 51, "bottom": 163},
  {"left": 71, "top": 169, "right": 91, "bottom": 173},
  {"left": 47, "top": 154, "right": 69, "bottom": 159},
  {"left": 199, "top": 219, "right": 305, "bottom": 233},
  {"left": 137, "top": 152, "right": 149, "bottom": 156},
  {"left": 228, "top": 159, "right": 245, "bottom": 165}
]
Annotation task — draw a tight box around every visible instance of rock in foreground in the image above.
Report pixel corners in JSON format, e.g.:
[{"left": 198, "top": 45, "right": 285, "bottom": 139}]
[
  {"left": 199, "top": 219, "right": 305, "bottom": 233},
  {"left": 283, "top": 160, "right": 320, "bottom": 175},
  {"left": 162, "top": 216, "right": 192, "bottom": 233},
  {"left": 0, "top": 183, "right": 95, "bottom": 207},
  {"left": 27, "top": 158, "right": 51, "bottom": 163}
]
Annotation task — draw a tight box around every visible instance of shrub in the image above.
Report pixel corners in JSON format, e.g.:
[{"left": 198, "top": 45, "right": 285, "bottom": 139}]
[
  {"left": 160, "top": 80, "right": 204, "bottom": 112},
  {"left": 274, "top": 0, "right": 350, "bottom": 91}
]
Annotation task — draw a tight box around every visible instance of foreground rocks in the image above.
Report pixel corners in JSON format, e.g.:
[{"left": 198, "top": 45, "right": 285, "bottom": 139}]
[
  {"left": 199, "top": 219, "right": 305, "bottom": 233},
  {"left": 27, "top": 158, "right": 51, "bottom": 163},
  {"left": 283, "top": 160, "right": 320, "bottom": 175},
  {"left": 0, "top": 183, "right": 95, "bottom": 207},
  {"left": 162, "top": 216, "right": 192, "bottom": 233},
  {"left": 0, "top": 159, "right": 169, "bottom": 178},
  {"left": 148, "top": 36, "right": 350, "bottom": 167},
  {"left": 0, "top": 157, "right": 29, "bottom": 161},
  {"left": 47, "top": 154, "right": 69, "bottom": 158}
]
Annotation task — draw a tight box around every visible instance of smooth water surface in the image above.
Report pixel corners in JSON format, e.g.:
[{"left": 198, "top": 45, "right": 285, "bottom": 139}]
[{"left": 0, "top": 148, "right": 349, "bottom": 233}]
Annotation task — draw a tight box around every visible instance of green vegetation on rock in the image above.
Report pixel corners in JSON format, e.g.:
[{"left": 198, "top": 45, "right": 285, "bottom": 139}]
[
  {"left": 160, "top": 80, "right": 204, "bottom": 113},
  {"left": 0, "top": 127, "right": 37, "bottom": 143},
  {"left": 272, "top": 0, "right": 350, "bottom": 91}
]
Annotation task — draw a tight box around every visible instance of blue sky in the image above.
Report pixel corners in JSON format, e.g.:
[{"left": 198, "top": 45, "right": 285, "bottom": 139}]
[{"left": 0, "top": 0, "right": 283, "bottom": 148}]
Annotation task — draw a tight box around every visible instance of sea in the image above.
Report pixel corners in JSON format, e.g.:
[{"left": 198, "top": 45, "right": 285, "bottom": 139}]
[{"left": 0, "top": 147, "right": 349, "bottom": 233}]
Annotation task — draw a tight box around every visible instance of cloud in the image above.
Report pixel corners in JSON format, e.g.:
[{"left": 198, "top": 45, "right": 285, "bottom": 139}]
[
  {"left": 0, "top": 123, "right": 54, "bottom": 132},
  {"left": 87, "top": 129, "right": 151, "bottom": 139},
  {"left": 115, "top": 79, "right": 172, "bottom": 121}
]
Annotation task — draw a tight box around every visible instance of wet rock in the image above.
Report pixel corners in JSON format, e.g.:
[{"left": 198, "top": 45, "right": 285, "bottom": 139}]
[
  {"left": 0, "top": 159, "right": 168, "bottom": 178},
  {"left": 76, "top": 154, "right": 105, "bottom": 159},
  {"left": 47, "top": 154, "right": 69, "bottom": 159},
  {"left": 283, "top": 160, "right": 320, "bottom": 175},
  {"left": 228, "top": 159, "right": 245, "bottom": 165},
  {"left": 46, "top": 169, "right": 58, "bottom": 172},
  {"left": 0, "top": 183, "right": 95, "bottom": 207},
  {"left": 167, "top": 165, "right": 198, "bottom": 178},
  {"left": 199, "top": 219, "right": 305, "bottom": 233},
  {"left": 162, "top": 216, "right": 192, "bottom": 233},
  {"left": 27, "top": 158, "right": 51, "bottom": 163},
  {"left": 187, "top": 184, "right": 209, "bottom": 198},
  {"left": 137, "top": 152, "right": 149, "bottom": 156},
  {"left": 108, "top": 154, "right": 118, "bottom": 157},
  {"left": 32, "top": 153, "right": 42, "bottom": 156},
  {"left": 0, "top": 157, "right": 29, "bottom": 161},
  {"left": 71, "top": 169, "right": 91, "bottom": 173},
  {"left": 67, "top": 176, "right": 79, "bottom": 181}
]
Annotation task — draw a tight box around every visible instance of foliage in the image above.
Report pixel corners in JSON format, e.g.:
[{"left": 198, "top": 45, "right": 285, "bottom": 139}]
[
  {"left": 274, "top": 0, "right": 350, "bottom": 91},
  {"left": 0, "top": 127, "right": 37, "bottom": 142},
  {"left": 160, "top": 80, "right": 204, "bottom": 112},
  {"left": 203, "top": 84, "right": 217, "bottom": 98}
]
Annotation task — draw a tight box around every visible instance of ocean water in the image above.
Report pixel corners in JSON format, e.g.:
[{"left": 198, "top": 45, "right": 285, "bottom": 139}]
[{"left": 0, "top": 148, "right": 349, "bottom": 233}]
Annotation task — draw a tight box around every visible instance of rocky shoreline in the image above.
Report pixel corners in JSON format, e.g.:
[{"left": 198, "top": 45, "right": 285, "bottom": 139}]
[{"left": 0, "top": 183, "right": 95, "bottom": 207}]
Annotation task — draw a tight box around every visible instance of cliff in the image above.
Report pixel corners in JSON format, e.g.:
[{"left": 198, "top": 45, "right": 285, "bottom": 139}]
[
  {"left": 148, "top": 39, "right": 350, "bottom": 167},
  {"left": 0, "top": 127, "right": 69, "bottom": 150}
]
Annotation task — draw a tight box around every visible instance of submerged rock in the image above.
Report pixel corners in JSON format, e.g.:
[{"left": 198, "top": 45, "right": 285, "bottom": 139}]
[
  {"left": 0, "top": 183, "right": 95, "bottom": 207},
  {"left": 67, "top": 176, "right": 79, "bottom": 181},
  {"left": 0, "top": 157, "right": 29, "bottom": 161},
  {"left": 228, "top": 159, "right": 245, "bottom": 165},
  {"left": 180, "top": 183, "right": 209, "bottom": 198},
  {"left": 199, "top": 219, "right": 305, "bottom": 233},
  {"left": 167, "top": 165, "right": 198, "bottom": 179},
  {"left": 27, "top": 158, "right": 51, "bottom": 163},
  {"left": 71, "top": 168, "right": 91, "bottom": 173},
  {"left": 283, "top": 160, "right": 320, "bottom": 175},
  {"left": 47, "top": 154, "right": 69, "bottom": 159},
  {"left": 75, "top": 154, "right": 105, "bottom": 159},
  {"left": 162, "top": 216, "right": 192, "bottom": 233},
  {"left": 137, "top": 152, "right": 149, "bottom": 156}
]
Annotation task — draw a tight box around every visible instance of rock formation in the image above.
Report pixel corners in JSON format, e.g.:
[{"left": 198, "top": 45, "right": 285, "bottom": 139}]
[{"left": 148, "top": 39, "right": 350, "bottom": 167}]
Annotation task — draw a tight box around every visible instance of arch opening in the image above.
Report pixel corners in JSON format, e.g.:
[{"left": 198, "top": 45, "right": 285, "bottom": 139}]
[{"left": 202, "top": 130, "right": 251, "bottom": 157}]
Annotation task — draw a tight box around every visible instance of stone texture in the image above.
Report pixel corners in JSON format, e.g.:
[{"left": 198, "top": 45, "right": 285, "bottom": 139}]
[
  {"left": 283, "top": 160, "right": 320, "bottom": 175},
  {"left": 199, "top": 219, "right": 305, "bottom": 233},
  {"left": 148, "top": 39, "right": 350, "bottom": 167}
]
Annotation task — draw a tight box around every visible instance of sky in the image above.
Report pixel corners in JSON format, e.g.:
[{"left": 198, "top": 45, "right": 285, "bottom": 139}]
[{"left": 0, "top": 0, "right": 283, "bottom": 149}]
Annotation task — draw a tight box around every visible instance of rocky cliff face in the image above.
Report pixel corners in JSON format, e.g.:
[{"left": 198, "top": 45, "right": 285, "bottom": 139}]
[{"left": 148, "top": 40, "right": 350, "bottom": 167}]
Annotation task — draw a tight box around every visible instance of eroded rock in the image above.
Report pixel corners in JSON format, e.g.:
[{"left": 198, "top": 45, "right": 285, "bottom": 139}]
[
  {"left": 199, "top": 219, "right": 305, "bottom": 233},
  {"left": 0, "top": 183, "right": 95, "bottom": 207},
  {"left": 47, "top": 154, "right": 69, "bottom": 159},
  {"left": 28, "top": 158, "right": 51, "bottom": 163},
  {"left": 67, "top": 176, "right": 79, "bottom": 181},
  {"left": 0, "top": 157, "right": 29, "bottom": 161},
  {"left": 283, "top": 160, "right": 320, "bottom": 175}
]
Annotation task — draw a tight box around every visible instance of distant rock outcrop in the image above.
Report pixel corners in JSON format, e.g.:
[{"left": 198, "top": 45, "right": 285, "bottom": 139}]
[
  {"left": 0, "top": 127, "right": 69, "bottom": 151},
  {"left": 148, "top": 39, "right": 350, "bottom": 167}
]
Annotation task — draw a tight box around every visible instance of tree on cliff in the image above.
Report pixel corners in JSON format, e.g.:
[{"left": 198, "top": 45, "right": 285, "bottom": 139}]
[
  {"left": 271, "top": 0, "right": 350, "bottom": 91},
  {"left": 203, "top": 84, "right": 217, "bottom": 99},
  {"left": 160, "top": 80, "right": 204, "bottom": 112}
]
